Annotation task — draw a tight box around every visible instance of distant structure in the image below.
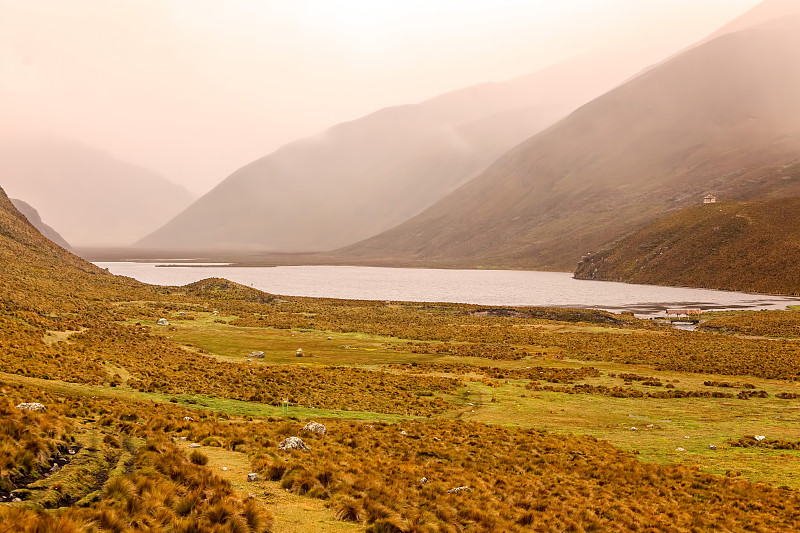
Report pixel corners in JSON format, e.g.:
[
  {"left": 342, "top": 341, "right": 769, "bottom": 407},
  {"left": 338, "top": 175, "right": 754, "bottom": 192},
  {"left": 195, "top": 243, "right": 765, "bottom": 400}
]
[
  {"left": 666, "top": 309, "right": 702, "bottom": 323},
  {"left": 703, "top": 194, "right": 717, "bottom": 204}
]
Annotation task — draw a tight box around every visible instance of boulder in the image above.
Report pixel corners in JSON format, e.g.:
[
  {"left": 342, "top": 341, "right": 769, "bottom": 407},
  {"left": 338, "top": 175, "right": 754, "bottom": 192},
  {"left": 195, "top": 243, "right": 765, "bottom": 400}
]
[
  {"left": 302, "top": 421, "right": 327, "bottom": 435},
  {"left": 755, "top": 435, "right": 766, "bottom": 441},
  {"left": 250, "top": 351, "right": 265, "bottom": 358},
  {"left": 278, "top": 436, "right": 310, "bottom": 452},
  {"left": 157, "top": 318, "right": 170, "bottom": 326},
  {"left": 708, "top": 445, "right": 717, "bottom": 450},
  {"left": 16, "top": 402, "right": 46, "bottom": 411},
  {"left": 296, "top": 348, "right": 304, "bottom": 357},
  {"left": 420, "top": 477, "right": 428, "bottom": 485},
  {"left": 247, "top": 473, "right": 258, "bottom": 482}
]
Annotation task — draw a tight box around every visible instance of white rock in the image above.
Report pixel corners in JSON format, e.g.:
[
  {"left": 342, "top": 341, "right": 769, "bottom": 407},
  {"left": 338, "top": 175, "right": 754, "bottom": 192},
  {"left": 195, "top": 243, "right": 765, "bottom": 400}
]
[
  {"left": 157, "top": 318, "right": 170, "bottom": 326},
  {"left": 179, "top": 437, "right": 187, "bottom": 441},
  {"left": 708, "top": 445, "right": 717, "bottom": 450},
  {"left": 278, "top": 436, "right": 310, "bottom": 451},
  {"left": 16, "top": 402, "right": 46, "bottom": 411},
  {"left": 676, "top": 447, "right": 686, "bottom": 452},
  {"left": 302, "top": 421, "right": 327, "bottom": 435},
  {"left": 420, "top": 477, "right": 428, "bottom": 485},
  {"left": 446, "top": 486, "right": 471, "bottom": 494},
  {"left": 247, "top": 473, "right": 258, "bottom": 482},
  {"left": 183, "top": 416, "right": 194, "bottom": 422},
  {"left": 630, "top": 427, "right": 638, "bottom": 431},
  {"left": 222, "top": 467, "right": 228, "bottom": 471},
  {"left": 189, "top": 443, "right": 201, "bottom": 448},
  {"left": 755, "top": 435, "right": 766, "bottom": 441}
]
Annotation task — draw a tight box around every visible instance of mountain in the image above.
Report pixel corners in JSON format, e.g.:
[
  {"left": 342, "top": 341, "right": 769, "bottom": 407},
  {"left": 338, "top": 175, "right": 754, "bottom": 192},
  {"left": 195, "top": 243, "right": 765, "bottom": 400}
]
[
  {"left": 138, "top": 48, "right": 670, "bottom": 252},
  {"left": 0, "top": 135, "right": 196, "bottom": 247},
  {"left": 340, "top": 13, "right": 800, "bottom": 270},
  {"left": 574, "top": 197, "right": 800, "bottom": 295},
  {"left": 10, "top": 198, "right": 72, "bottom": 250}
]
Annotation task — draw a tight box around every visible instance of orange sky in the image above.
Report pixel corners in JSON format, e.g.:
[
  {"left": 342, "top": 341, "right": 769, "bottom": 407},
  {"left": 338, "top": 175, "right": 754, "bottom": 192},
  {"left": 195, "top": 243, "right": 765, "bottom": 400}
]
[{"left": 0, "top": 0, "right": 760, "bottom": 194}]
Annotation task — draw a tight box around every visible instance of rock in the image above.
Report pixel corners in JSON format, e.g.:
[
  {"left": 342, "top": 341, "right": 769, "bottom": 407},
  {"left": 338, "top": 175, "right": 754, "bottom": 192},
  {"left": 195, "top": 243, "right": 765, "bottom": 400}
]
[
  {"left": 183, "top": 416, "right": 194, "bottom": 422},
  {"left": 646, "top": 424, "right": 654, "bottom": 428},
  {"left": 16, "top": 402, "right": 46, "bottom": 411},
  {"left": 676, "top": 447, "right": 686, "bottom": 452},
  {"left": 296, "top": 348, "right": 304, "bottom": 357},
  {"left": 400, "top": 430, "right": 408, "bottom": 436},
  {"left": 708, "top": 445, "right": 717, "bottom": 450},
  {"left": 327, "top": 336, "right": 332, "bottom": 340},
  {"left": 189, "top": 443, "right": 201, "bottom": 448},
  {"left": 302, "top": 421, "right": 327, "bottom": 435},
  {"left": 278, "top": 436, "right": 310, "bottom": 452},
  {"left": 250, "top": 351, "right": 265, "bottom": 358},
  {"left": 755, "top": 435, "right": 766, "bottom": 441},
  {"left": 247, "top": 473, "right": 258, "bottom": 482},
  {"left": 433, "top": 437, "right": 441, "bottom": 442},
  {"left": 50, "top": 463, "right": 61, "bottom": 473},
  {"left": 179, "top": 437, "right": 187, "bottom": 441},
  {"left": 447, "top": 486, "right": 471, "bottom": 494},
  {"left": 222, "top": 467, "right": 227, "bottom": 471},
  {"left": 12, "top": 497, "right": 21, "bottom": 503},
  {"left": 684, "top": 436, "right": 691, "bottom": 439},
  {"left": 420, "top": 477, "right": 428, "bottom": 485},
  {"left": 630, "top": 427, "right": 638, "bottom": 431},
  {"left": 157, "top": 318, "right": 170, "bottom": 326},
  {"left": 67, "top": 448, "right": 76, "bottom": 455}
]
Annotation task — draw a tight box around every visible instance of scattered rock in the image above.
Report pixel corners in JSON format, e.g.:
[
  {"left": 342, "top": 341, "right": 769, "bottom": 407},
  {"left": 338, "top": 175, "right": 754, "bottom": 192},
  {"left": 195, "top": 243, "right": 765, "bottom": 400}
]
[
  {"left": 16, "top": 402, "right": 46, "bottom": 411},
  {"left": 447, "top": 486, "right": 471, "bottom": 494},
  {"left": 278, "top": 436, "right": 310, "bottom": 451},
  {"left": 250, "top": 351, "right": 265, "bottom": 358},
  {"left": 183, "top": 416, "right": 194, "bottom": 422},
  {"left": 189, "top": 443, "right": 201, "bottom": 448},
  {"left": 247, "top": 473, "right": 258, "bottom": 482},
  {"left": 755, "top": 435, "right": 767, "bottom": 441},
  {"left": 302, "top": 421, "right": 327, "bottom": 435},
  {"left": 157, "top": 318, "right": 170, "bottom": 326},
  {"left": 708, "top": 445, "right": 717, "bottom": 450},
  {"left": 420, "top": 477, "right": 428, "bottom": 485}
]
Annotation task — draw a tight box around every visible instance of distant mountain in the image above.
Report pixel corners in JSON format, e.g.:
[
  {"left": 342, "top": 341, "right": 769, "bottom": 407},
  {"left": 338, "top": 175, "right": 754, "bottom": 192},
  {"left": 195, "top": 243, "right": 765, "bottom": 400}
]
[
  {"left": 138, "top": 48, "right": 669, "bottom": 252},
  {"left": 0, "top": 136, "right": 196, "bottom": 247},
  {"left": 10, "top": 198, "right": 72, "bottom": 250},
  {"left": 574, "top": 197, "right": 800, "bottom": 295},
  {"left": 341, "top": 13, "right": 800, "bottom": 271}
]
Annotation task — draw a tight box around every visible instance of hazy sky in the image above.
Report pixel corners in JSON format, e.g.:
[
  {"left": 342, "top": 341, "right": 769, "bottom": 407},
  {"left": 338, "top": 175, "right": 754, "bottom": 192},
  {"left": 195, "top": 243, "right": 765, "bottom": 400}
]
[{"left": 1, "top": 0, "right": 760, "bottom": 195}]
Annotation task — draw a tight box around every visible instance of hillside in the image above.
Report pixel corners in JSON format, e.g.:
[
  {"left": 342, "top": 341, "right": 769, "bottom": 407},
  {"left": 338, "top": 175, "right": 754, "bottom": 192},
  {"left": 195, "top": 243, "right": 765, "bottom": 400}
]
[
  {"left": 0, "top": 135, "right": 195, "bottom": 246},
  {"left": 138, "top": 47, "right": 667, "bottom": 252},
  {"left": 574, "top": 197, "right": 800, "bottom": 295},
  {"left": 10, "top": 198, "right": 71, "bottom": 250},
  {"left": 341, "top": 13, "right": 800, "bottom": 270}
]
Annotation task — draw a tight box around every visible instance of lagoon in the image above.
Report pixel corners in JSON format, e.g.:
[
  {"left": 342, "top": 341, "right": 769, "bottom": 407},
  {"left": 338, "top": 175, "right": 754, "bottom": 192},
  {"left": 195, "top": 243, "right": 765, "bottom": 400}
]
[{"left": 95, "top": 263, "right": 800, "bottom": 317}]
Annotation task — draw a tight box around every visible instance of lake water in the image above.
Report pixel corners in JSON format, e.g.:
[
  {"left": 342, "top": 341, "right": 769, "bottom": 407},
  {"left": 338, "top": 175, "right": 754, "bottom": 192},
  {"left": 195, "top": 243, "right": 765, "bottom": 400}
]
[{"left": 95, "top": 262, "right": 800, "bottom": 317}]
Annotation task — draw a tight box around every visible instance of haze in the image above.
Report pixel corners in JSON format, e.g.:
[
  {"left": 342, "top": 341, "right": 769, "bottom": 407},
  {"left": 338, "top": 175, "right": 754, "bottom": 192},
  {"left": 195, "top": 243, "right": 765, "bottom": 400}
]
[{"left": 2, "top": 0, "right": 758, "bottom": 196}]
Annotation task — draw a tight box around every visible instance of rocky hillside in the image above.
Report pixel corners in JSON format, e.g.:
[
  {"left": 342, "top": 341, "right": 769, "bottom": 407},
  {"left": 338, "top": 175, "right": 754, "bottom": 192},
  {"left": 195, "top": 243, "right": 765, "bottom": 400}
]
[
  {"left": 574, "top": 197, "right": 800, "bottom": 295},
  {"left": 341, "top": 12, "right": 800, "bottom": 270},
  {"left": 10, "top": 198, "right": 71, "bottom": 250}
]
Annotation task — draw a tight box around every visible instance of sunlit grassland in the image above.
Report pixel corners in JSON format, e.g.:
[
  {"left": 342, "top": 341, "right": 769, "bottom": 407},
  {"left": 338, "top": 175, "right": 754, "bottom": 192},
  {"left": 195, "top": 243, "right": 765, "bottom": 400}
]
[
  {"left": 140, "top": 312, "right": 800, "bottom": 489},
  {"left": 174, "top": 441, "right": 360, "bottom": 533}
]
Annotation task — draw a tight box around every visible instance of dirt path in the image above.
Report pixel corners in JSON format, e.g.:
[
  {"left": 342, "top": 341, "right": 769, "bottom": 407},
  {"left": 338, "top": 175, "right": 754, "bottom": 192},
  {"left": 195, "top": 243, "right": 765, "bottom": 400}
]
[{"left": 177, "top": 441, "right": 360, "bottom": 533}]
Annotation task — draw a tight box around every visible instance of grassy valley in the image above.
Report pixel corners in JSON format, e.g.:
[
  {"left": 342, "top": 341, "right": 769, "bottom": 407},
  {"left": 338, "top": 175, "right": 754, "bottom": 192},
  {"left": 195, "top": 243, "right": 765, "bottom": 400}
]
[{"left": 5, "top": 184, "right": 800, "bottom": 531}]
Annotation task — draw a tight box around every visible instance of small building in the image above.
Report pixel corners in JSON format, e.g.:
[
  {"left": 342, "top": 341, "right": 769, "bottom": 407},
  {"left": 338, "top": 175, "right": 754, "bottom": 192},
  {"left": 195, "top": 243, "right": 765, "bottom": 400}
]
[
  {"left": 703, "top": 194, "right": 717, "bottom": 204},
  {"left": 666, "top": 309, "right": 702, "bottom": 323}
]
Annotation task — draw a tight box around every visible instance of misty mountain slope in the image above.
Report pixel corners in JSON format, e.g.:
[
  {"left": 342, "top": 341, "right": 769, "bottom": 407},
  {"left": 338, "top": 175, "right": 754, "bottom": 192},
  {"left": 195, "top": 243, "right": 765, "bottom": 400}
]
[
  {"left": 574, "top": 197, "right": 800, "bottom": 295},
  {"left": 341, "top": 14, "right": 800, "bottom": 271},
  {"left": 10, "top": 198, "right": 72, "bottom": 250},
  {"left": 138, "top": 48, "right": 665, "bottom": 252},
  {"left": 0, "top": 136, "right": 196, "bottom": 246}
]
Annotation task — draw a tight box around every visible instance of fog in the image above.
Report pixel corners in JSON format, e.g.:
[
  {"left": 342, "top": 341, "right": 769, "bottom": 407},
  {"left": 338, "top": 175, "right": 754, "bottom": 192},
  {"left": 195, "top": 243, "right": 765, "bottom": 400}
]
[{"left": 1, "top": 0, "right": 759, "bottom": 196}]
